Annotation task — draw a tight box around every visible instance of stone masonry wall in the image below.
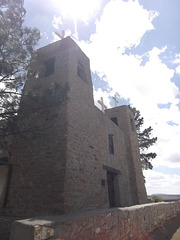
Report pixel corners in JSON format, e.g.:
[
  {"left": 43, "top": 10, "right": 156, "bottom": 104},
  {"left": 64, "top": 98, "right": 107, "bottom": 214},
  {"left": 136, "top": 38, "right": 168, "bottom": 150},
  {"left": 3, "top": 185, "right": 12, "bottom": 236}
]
[
  {"left": 10, "top": 201, "right": 180, "bottom": 240},
  {"left": 105, "top": 106, "right": 147, "bottom": 205},
  {"left": 65, "top": 104, "right": 131, "bottom": 212},
  {"left": 60, "top": 42, "right": 141, "bottom": 212},
  {"left": 62, "top": 39, "right": 147, "bottom": 212},
  {"left": 0, "top": 39, "right": 71, "bottom": 217}
]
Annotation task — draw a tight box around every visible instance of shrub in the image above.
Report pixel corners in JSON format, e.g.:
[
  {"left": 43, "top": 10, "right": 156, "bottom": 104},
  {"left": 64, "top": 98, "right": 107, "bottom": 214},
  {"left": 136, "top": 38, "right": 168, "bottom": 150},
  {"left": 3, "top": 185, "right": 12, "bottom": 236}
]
[{"left": 152, "top": 195, "right": 163, "bottom": 202}]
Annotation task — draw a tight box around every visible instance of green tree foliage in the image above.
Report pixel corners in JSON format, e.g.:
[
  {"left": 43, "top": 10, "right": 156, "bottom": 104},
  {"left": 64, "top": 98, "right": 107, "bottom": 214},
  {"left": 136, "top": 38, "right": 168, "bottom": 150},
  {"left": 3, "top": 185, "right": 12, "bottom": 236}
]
[
  {"left": 0, "top": 0, "right": 40, "bottom": 149},
  {"left": 131, "top": 107, "right": 157, "bottom": 170},
  {"left": 152, "top": 195, "right": 163, "bottom": 203}
]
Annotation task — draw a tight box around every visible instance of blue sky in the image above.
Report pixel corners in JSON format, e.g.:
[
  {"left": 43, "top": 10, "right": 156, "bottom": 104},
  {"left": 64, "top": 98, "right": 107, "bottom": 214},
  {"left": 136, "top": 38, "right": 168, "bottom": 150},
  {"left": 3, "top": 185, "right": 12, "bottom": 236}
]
[{"left": 24, "top": 0, "right": 180, "bottom": 195}]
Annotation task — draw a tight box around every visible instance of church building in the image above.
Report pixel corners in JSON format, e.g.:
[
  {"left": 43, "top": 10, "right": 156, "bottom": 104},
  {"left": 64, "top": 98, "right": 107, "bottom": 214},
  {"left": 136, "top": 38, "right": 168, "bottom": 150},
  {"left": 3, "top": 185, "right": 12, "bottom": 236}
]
[{"left": 0, "top": 37, "right": 147, "bottom": 217}]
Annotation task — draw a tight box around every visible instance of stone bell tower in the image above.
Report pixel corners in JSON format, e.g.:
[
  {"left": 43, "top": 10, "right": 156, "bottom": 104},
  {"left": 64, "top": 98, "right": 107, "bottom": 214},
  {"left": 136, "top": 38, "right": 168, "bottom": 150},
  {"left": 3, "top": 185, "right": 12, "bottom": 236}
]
[{"left": 1, "top": 37, "right": 95, "bottom": 216}]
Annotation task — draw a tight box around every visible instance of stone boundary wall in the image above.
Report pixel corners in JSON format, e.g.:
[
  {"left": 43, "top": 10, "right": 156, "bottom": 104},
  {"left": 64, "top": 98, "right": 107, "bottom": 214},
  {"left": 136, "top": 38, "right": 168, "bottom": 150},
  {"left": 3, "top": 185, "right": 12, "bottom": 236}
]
[
  {"left": 0, "top": 216, "right": 21, "bottom": 240},
  {"left": 8, "top": 201, "right": 180, "bottom": 240}
]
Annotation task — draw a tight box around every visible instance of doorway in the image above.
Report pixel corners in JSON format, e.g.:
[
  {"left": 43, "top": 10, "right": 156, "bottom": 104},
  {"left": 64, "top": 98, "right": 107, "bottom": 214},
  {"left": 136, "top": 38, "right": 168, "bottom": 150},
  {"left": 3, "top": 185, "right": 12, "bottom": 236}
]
[
  {"left": 107, "top": 171, "right": 120, "bottom": 207},
  {"left": 0, "top": 165, "right": 9, "bottom": 208}
]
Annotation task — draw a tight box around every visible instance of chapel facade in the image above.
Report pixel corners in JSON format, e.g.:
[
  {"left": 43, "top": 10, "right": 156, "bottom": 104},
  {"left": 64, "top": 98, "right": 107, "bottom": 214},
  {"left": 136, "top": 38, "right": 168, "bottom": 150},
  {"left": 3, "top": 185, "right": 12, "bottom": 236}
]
[{"left": 0, "top": 37, "right": 147, "bottom": 217}]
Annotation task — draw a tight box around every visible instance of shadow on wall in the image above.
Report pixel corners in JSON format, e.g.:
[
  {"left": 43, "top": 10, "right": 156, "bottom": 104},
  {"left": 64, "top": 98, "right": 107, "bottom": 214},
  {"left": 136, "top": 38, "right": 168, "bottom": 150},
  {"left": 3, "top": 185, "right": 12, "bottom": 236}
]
[{"left": 150, "top": 214, "right": 180, "bottom": 240}]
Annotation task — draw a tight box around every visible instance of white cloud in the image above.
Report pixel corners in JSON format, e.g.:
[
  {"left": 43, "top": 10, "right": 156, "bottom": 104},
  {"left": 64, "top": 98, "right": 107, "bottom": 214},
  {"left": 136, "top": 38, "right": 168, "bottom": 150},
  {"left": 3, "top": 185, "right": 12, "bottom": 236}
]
[
  {"left": 52, "top": 15, "right": 63, "bottom": 29},
  {"left": 176, "top": 65, "right": 180, "bottom": 74},
  {"left": 144, "top": 170, "right": 180, "bottom": 195},
  {"left": 173, "top": 53, "right": 180, "bottom": 64},
  {"left": 79, "top": 3, "right": 178, "bottom": 119},
  {"left": 173, "top": 53, "right": 180, "bottom": 74},
  {"left": 89, "top": 0, "right": 158, "bottom": 51},
  {"left": 52, "top": 0, "right": 102, "bottom": 23}
]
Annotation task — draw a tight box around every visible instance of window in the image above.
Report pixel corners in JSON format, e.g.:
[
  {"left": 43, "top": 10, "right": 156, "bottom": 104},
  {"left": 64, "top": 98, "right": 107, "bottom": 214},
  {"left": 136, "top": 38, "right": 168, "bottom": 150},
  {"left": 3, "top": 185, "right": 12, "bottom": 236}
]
[
  {"left": 130, "top": 117, "right": 135, "bottom": 131},
  {"left": 0, "top": 157, "right": 8, "bottom": 164},
  {"left": 111, "top": 117, "right": 118, "bottom": 126},
  {"left": 44, "top": 57, "right": 55, "bottom": 77},
  {"left": 108, "top": 134, "right": 114, "bottom": 154},
  {"left": 77, "top": 60, "right": 87, "bottom": 82}
]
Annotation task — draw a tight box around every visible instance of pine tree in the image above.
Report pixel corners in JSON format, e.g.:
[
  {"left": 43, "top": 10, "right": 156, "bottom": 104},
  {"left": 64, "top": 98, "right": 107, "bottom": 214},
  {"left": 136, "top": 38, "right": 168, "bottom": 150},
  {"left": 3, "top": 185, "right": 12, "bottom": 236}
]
[
  {"left": 131, "top": 107, "right": 157, "bottom": 170},
  {"left": 0, "top": 0, "right": 40, "bottom": 150}
]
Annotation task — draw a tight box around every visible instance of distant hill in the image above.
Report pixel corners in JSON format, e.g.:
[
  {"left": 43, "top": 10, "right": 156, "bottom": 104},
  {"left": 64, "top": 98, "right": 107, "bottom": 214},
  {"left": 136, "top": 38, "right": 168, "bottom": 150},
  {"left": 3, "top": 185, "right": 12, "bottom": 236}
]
[{"left": 149, "top": 194, "right": 180, "bottom": 202}]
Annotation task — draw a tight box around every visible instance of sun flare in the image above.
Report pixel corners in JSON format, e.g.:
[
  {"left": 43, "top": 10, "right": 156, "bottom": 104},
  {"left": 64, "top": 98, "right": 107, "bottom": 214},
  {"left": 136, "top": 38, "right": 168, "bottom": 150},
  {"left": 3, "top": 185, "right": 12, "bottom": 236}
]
[{"left": 53, "top": 0, "right": 101, "bottom": 22}]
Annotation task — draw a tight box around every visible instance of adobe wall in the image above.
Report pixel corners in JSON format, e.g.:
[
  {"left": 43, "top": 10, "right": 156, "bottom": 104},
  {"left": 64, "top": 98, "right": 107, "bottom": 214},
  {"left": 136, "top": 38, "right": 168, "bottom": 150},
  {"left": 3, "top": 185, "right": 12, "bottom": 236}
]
[{"left": 9, "top": 201, "right": 180, "bottom": 240}]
